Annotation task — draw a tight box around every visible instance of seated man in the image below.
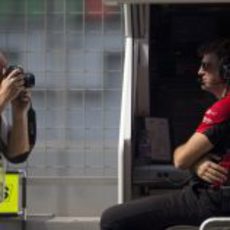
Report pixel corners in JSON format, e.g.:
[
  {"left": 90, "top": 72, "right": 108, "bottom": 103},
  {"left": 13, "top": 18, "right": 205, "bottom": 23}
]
[{"left": 100, "top": 39, "right": 230, "bottom": 230}]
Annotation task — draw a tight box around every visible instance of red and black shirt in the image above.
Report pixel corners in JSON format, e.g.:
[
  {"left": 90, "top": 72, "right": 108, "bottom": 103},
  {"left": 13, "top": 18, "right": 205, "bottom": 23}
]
[
  {"left": 196, "top": 93, "right": 230, "bottom": 156},
  {"left": 192, "top": 94, "right": 230, "bottom": 187}
]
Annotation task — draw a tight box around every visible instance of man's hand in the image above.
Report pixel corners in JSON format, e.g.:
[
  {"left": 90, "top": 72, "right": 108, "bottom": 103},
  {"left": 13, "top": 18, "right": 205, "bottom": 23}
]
[{"left": 193, "top": 155, "right": 228, "bottom": 185}]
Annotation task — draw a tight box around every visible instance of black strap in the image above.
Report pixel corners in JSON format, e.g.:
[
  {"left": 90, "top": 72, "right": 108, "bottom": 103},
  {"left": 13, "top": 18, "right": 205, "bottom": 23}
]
[{"left": 28, "top": 104, "right": 36, "bottom": 147}]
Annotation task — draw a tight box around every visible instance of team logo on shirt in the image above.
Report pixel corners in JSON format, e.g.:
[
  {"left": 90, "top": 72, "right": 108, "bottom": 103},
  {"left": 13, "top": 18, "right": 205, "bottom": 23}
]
[
  {"left": 202, "top": 109, "right": 217, "bottom": 124},
  {"left": 202, "top": 116, "right": 213, "bottom": 124},
  {"left": 206, "top": 109, "right": 217, "bottom": 116}
]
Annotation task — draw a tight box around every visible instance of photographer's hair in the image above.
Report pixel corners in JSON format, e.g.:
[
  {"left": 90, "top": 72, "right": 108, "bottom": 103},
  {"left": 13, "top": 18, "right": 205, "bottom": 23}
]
[
  {"left": 0, "top": 50, "right": 7, "bottom": 76},
  {"left": 198, "top": 38, "right": 230, "bottom": 81}
]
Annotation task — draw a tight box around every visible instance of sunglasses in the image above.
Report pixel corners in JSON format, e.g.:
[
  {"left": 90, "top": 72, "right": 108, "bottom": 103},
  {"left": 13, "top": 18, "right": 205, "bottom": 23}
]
[{"left": 200, "top": 62, "right": 212, "bottom": 71}]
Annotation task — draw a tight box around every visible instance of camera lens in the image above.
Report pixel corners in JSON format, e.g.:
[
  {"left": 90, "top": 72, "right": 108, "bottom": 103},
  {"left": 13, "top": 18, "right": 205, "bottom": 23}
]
[{"left": 24, "top": 73, "right": 35, "bottom": 88}]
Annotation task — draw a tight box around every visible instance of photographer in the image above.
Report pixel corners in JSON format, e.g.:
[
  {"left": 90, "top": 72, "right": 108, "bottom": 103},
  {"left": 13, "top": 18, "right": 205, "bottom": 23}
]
[{"left": 0, "top": 51, "right": 35, "bottom": 163}]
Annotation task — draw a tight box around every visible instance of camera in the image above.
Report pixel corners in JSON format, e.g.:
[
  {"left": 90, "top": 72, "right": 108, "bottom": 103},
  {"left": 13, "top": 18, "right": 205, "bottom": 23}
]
[{"left": 4, "top": 65, "right": 35, "bottom": 88}]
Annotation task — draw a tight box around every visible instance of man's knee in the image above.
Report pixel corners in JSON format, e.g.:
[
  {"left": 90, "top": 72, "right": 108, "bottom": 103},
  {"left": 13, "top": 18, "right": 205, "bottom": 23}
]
[{"left": 100, "top": 205, "right": 126, "bottom": 230}]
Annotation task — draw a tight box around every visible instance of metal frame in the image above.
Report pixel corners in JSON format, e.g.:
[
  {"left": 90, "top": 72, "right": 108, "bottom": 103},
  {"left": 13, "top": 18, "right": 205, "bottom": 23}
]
[{"left": 105, "top": 0, "right": 230, "bottom": 4}]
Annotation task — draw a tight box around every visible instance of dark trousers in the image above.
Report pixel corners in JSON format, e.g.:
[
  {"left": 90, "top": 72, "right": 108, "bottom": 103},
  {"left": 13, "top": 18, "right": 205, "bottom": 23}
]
[{"left": 100, "top": 185, "right": 228, "bottom": 230}]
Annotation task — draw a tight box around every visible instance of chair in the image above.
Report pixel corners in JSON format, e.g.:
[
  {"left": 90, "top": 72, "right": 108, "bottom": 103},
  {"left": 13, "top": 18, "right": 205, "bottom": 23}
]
[
  {"left": 199, "top": 217, "right": 230, "bottom": 230},
  {"left": 166, "top": 225, "right": 198, "bottom": 230}
]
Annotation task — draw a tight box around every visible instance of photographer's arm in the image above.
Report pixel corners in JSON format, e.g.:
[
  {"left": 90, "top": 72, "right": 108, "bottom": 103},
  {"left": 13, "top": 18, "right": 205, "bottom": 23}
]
[
  {"left": 6, "top": 90, "right": 35, "bottom": 163},
  {"left": 7, "top": 109, "right": 30, "bottom": 161}
]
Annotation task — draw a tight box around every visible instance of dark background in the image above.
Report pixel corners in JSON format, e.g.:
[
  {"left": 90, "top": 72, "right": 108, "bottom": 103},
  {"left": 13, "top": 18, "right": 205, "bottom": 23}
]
[{"left": 149, "top": 4, "right": 230, "bottom": 150}]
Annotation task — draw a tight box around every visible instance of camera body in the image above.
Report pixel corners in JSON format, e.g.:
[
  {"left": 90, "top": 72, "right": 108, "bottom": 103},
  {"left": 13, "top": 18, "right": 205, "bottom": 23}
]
[{"left": 5, "top": 65, "right": 35, "bottom": 88}]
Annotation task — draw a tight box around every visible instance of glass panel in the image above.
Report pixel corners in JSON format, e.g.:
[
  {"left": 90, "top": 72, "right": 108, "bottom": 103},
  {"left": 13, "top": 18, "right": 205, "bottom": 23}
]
[
  {"left": 66, "top": 32, "right": 83, "bottom": 50},
  {"left": 85, "top": 73, "right": 103, "bottom": 89},
  {"left": 27, "top": 0, "right": 45, "bottom": 14},
  {"left": 104, "top": 13, "right": 121, "bottom": 33},
  {"left": 65, "top": 149, "right": 85, "bottom": 168},
  {"left": 1, "top": 0, "right": 124, "bottom": 178},
  {"left": 85, "top": 149, "right": 104, "bottom": 168},
  {"left": 32, "top": 91, "right": 46, "bottom": 109},
  {"left": 0, "top": 0, "right": 25, "bottom": 14},
  {"left": 104, "top": 149, "right": 117, "bottom": 176},
  {"left": 46, "top": 110, "right": 66, "bottom": 128},
  {"left": 31, "top": 71, "right": 46, "bottom": 88},
  {"left": 66, "top": 14, "right": 83, "bottom": 32},
  {"left": 27, "top": 31, "right": 46, "bottom": 51},
  {"left": 85, "top": 52, "right": 103, "bottom": 73},
  {"left": 0, "top": 15, "right": 25, "bottom": 32},
  {"left": 36, "top": 111, "right": 46, "bottom": 128},
  {"left": 66, "top": 110, "right": 85, "bottom": 128},
  {"left": 65, "top": 128, "right": 85, "bottom": 149},
  {"left": 47, "top": 32, "right": 65, "bottom": 50},
  {"left": 85, "top": 14, "right": 102, "bottom": 33},
  {"left": 104, "top": 90, "right": 121, "bottom": 109},
  {"left": 85, "top": 32, "right": 103, "bottom": 50},
  {"left": 47, "top": 14, "right": 64, "bottom": 31},
  {"left": 6, "top": 51, "right": 21, "bottom": 64},
  {"left": 104, "top": 149, "right": 117, "bottom": 169},
  {"left": 28, "top": 148, "right": 46, "bottom": 168},
  {"left": 46, "top": 91, "right": 66, "bottom": 109},
  {"left": 27, "top": 14, "right": 45, "bottom": 31},
  {"left": 67, "top": 72, "right": 85, "bottom": 89},
  {"left": 85, "top": 109, "right": 103, "bottom": 128},
  {"left": 85, "top": 129, "right": 103, "bottom": 149},
  {"left": 46, "top": 72, "right": 66, "bottom": 89},
  {"left": 0, "top": 33, "right": 7, "bottom": 48},
  {"left": 104, "top": 4, "right": 121, "bottom": 13},
  {"left": 66, "top": 0, "right": 83, "bottom": 13},
  {"left": 47, "top": 0, "right": 64, "bottom": 13},
  {"left": 104, "top": 34, "right": 123, "bottom": 50},
  {"left": 36, "top": 128, "right": 46, "bottom": 148},
  {"left": 104, "top": 110, "right": 120, "bottom": 128},
  {"left": 104, "top": 71, "right": 122, "bottom": 89},
  {"left": 85, "top": 0, "right": 102, "bottom": 14},
  {"left": 0, "top": 15, "right": 10, "bottom": 31},
  {"left": 104, "top": 128, "right": 119, "bottom": 149},
  {"left": 46, "top": 51, "right": 65, "bottom": 71},
  {"left": 46, "top": 128, "right": 65, "bottom": 148},
  {"left": 67, "top": 91, "right": 84, "bottom": 110},
  {"left": 66, "top": 50, "right": 85, "bottom": 72},
  {"left": 45, "top": 149, "right": 68, "bottom": 168},
  {"left": 85, "top": 91, "right": 102, "bottom": 109},
  {"left": 7, "top": 33, "right": 26, "bottom": 51},
  {"left": 27, "top": 52, "right": 46, "bottom": 72},
  {"left": 104, "top": 52, "right": 122, "bottom": 71}
]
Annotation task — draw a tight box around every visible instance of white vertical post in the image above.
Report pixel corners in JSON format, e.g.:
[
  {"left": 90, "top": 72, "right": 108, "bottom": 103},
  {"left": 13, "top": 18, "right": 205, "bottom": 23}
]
[{"left": 118, "top": 4, "right": 133, "bottom": 203}]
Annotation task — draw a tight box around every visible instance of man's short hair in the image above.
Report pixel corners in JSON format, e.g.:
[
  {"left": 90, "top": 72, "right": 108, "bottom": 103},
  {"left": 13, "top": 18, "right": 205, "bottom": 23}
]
[{"left": 198, "top": 38, "right": 230, "bottom": 61}]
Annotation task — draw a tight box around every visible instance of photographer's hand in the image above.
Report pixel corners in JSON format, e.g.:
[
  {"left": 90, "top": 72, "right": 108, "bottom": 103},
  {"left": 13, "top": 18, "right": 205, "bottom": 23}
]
[{"left": 0, "top": 68, "right": 24, "bottom": 112}]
